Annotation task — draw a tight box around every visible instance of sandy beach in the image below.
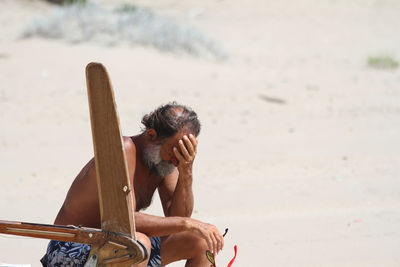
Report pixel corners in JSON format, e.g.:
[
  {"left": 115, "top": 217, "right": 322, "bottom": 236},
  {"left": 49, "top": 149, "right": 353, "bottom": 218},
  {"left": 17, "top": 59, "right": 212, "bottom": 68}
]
[{"left": 1, "top": 0, "right": 400, "bottom": 266}]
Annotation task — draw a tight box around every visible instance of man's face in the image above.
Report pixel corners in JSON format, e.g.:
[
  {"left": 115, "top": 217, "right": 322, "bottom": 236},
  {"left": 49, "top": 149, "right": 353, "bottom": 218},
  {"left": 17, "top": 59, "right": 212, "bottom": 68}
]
[
  {"left": 142, "top": 142, "right": 175, "bottom": 178},
  {"left": 143, "top": 130, "right": 194, "bottom": 177},
  {"left": 158, "top": 131, "right": 194, "bottom": 166}
]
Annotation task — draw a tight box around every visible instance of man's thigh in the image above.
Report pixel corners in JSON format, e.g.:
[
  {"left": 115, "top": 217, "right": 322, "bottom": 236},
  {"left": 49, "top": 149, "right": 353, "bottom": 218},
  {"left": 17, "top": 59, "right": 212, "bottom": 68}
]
[{"left": 160, "top": 232, "right": 206, "bottom": 266}]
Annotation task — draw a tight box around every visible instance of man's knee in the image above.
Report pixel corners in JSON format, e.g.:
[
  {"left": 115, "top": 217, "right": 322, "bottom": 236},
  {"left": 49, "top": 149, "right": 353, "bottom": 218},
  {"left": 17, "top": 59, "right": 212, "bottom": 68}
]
[
  {"left": 160, "top": 232, "right": 210, "bottom": 265},
  {"left": 136, "top": 232, "right": 151, "bottom": 265},
  {"left": 184, "top": 232, "right": 209, "bottom": 256}
]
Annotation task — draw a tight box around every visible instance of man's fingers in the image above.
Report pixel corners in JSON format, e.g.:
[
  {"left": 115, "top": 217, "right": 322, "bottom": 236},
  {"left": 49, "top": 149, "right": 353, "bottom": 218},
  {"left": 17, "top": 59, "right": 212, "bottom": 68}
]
[
  {"left": 185, "top": 134, "right": 197, "bottom": 155},
  {"left": 210, "top": 233, "right": 217, "bottom": 254},
  {"left": 189, "top": 134, "right": 198, "bottom": 148},
  {"left": 215, "top": 231, "right": 224, "bottom": 252},
  {"left": 173, "top": 147, "right": 184, "bottom": 162},
  {"left": 178, "top": 139, "right": 191, "bottom": 160},
  {"left": 205, "top": 235, "right": 213, "bottom": 254},
  {"left": 213, "top": 232, "right": 220, "bottom": 254},
  {"left": 211, "top": 230, "right": 223, "bottom": 254},
  {"left": 220, "top": 231, "right": 225, "bottom": 250},
  {"left": 174, "top": 135, "right": 198, "bottom": 167}
]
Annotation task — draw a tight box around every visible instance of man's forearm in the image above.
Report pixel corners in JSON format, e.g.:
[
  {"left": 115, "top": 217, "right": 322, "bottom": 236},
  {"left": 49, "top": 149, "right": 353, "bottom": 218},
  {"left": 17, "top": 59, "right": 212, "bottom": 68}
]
[
  {"left": 134, "top": 212, "right": 189, "bottom": 237},
  {"left": 135, "top": 212, "right": 224, "bottom": 254},
  {"left": 168, "top": 171, "right": 194, "bottom": 217}
]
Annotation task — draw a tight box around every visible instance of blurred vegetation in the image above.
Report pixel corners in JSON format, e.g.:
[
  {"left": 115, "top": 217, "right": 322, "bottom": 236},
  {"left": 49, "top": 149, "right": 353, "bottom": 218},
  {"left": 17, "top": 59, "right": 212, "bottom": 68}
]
[
  {"left": 22, "top": 2, "right": 227, "bottom": 59},
  {"left": 0, "top": 53, "right": 10, "bottom": 59},
  {"left": 46, "top": 0, "right": 87, "bottom": 5},
  {"left": 368, "top": 55, "right": 399, "bottom": 70},
  {"left": 115, "top": 4, "right": 138, "bottom": 13}
]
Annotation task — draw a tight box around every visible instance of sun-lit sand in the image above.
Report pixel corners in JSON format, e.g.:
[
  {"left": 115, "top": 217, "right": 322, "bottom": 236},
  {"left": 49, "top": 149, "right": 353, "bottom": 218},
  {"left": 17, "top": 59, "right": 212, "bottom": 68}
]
[{"left": 1, "top": 0, "right": 400, "bottom": 266}]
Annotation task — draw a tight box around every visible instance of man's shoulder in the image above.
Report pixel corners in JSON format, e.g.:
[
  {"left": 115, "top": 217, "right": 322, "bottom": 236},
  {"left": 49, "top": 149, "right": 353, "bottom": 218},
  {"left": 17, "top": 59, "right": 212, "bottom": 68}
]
[{"left": 122, "top": 136, "right": 137, "bottom": 155}]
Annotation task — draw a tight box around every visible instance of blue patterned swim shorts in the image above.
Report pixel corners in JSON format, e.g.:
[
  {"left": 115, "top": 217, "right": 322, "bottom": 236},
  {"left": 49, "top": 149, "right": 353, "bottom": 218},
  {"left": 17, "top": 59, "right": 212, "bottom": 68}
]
[
  {"left": 40, "top": 241, "right": 90, "bottom": 267},
  {"left": 41, "top": 237, "right": 162, "bottom": 267}
]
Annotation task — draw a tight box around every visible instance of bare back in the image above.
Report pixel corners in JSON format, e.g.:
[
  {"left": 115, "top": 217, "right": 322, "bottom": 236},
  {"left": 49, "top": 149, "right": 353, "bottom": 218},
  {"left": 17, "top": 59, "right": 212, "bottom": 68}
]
[
  {"left": 54, "top": 158, "right": 100, "bottom": 228},
  {"left": 54, "top": 136, "right": 167, "bottom": 228}
]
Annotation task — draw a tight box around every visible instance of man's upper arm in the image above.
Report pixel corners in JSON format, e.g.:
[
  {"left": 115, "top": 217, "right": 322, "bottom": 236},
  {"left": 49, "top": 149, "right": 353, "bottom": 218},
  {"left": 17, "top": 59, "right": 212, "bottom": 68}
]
[
  {"left": 123, "top": 137, "right": 136, "bottom": 181},
  {"left": 123, "top": 137, "right": 137, "bottom": 210},
  {"left": 158, "top": 168, "right": 179, "bottom": 217}
]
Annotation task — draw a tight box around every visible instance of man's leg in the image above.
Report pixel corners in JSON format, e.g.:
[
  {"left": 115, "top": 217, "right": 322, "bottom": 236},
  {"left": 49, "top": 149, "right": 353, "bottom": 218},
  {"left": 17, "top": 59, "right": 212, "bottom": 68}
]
[
  {"left": 135, "top": 232, "right": 151, "bottom": 267},
  {"left": 160, "top": 232, "right": 210, "bottom": 267}
]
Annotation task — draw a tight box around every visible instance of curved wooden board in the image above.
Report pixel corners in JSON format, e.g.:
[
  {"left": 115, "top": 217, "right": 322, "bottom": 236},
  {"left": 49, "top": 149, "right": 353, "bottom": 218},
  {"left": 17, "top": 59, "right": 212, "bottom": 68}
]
[
  {"left": 85, "top": 62, "right": 136, "bottom": 238},
  {"left": 0, "top": 220, "right": 148, "bottom": 266}
]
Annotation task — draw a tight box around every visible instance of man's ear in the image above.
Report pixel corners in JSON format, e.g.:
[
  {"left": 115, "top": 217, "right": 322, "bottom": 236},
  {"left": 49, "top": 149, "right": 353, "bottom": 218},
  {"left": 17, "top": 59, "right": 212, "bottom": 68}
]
[{"left": 146, "top": 129, "right": 158, "bottom": 142}]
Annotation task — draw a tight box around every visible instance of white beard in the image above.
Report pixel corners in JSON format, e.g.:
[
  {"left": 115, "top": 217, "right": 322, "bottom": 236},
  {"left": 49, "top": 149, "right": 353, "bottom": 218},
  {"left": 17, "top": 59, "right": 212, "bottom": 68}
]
[{"left": 142, "top": 143, "right": 175, "bottom": 178}]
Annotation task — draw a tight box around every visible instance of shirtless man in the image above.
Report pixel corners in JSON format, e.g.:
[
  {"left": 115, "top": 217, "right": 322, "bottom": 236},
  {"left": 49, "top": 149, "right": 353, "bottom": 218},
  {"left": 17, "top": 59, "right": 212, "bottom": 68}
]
[{"left": 40, "top": 103, "right": 224, "bottom": 267}]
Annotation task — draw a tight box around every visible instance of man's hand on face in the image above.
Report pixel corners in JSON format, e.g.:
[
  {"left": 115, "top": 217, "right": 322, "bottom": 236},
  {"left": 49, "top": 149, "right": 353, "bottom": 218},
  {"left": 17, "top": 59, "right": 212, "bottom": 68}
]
[{"left": 173, "top": 134, "right": 198, "bottom": 175}]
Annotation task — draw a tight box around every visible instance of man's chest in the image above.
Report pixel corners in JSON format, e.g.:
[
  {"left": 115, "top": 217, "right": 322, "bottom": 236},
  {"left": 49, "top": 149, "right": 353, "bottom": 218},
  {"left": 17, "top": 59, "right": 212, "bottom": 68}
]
[{"left": 133, "top": 173, "right": 162, "bottom": 211}]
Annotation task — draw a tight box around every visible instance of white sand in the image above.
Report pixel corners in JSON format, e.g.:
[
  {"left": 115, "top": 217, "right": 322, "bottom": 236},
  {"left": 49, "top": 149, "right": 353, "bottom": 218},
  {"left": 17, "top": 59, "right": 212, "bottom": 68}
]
[{"left": 1, "top": 0, "right": 400, "bottom": 266}]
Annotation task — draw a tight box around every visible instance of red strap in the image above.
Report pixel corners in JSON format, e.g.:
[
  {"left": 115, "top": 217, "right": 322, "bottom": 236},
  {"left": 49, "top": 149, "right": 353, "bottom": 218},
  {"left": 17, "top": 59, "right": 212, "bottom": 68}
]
[{"left": 226, "top": 245, "right": 237, "bottom": 267}]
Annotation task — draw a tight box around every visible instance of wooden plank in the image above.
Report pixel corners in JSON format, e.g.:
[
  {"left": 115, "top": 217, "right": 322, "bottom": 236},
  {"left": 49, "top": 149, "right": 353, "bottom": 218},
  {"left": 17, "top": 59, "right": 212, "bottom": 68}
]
[
  {"left": 85, "top": 62, "right": 136, "bottom": 237},
  {"left": 0, "top": 220, "right": 147, "bottom": 266},
  {"left": 0, "top": 220, "right": 105, "bottom": 244}
]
